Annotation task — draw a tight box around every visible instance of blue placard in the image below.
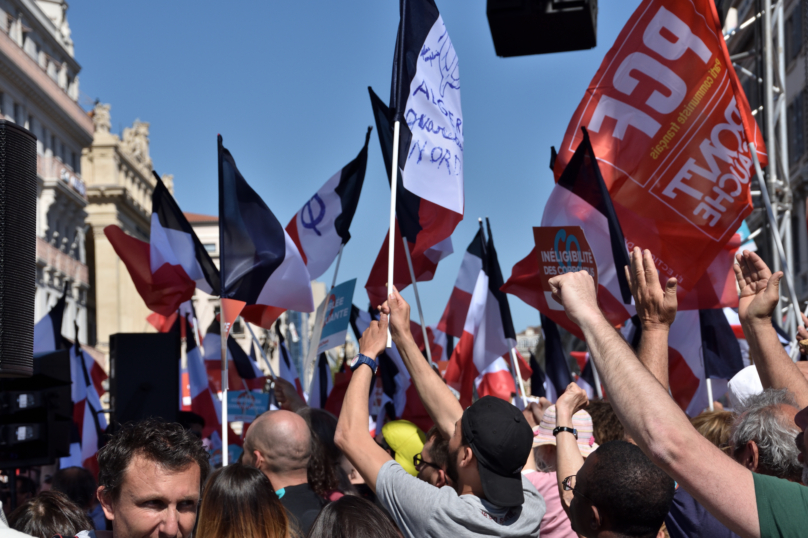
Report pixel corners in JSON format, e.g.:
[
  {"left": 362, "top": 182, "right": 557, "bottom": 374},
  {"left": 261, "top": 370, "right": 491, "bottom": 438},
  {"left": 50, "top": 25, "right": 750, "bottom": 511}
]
[
  {"left": 317, "top": 279, "right": 356, "bottom": 353},
  {"left": 226, "top": 390, "right": 269, "bottom": 423}
]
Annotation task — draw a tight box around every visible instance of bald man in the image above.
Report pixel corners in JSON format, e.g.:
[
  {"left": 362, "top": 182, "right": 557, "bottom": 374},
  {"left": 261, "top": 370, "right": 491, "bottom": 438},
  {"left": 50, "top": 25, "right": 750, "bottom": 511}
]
[{"left": 242, "top": 410, "right": 323, "bottom": 534}]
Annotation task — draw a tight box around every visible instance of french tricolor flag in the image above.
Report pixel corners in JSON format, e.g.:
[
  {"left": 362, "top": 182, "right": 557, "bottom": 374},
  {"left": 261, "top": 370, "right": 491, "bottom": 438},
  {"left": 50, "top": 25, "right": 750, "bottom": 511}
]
[
  {"left": 437, "top": 227, "right": 485, "bottom": 340},
  {"left": 104, "top": 173, "right": 220, "bottom": 316},
  {"left": 444, "top": 224, "right": 516, "bottom": 407},
  {"left": 276, "top": 324, "right": 305, "bottom": 400},
  {"left": 365, "top": 0, "right": 464, "bottom": 306},
  {"left": 33, "top": 286, "right": 67, "bottom": 354},
  {"left": 203, "top": 317, "right": 265, "bottom": 393},
  {"left": 502, "top": 130, "right": 634, "bottom": 339},
  {"left": 185, "top": 314, "right": 222, "bottom": 439},
  {"left": 286, "top": 129, "right": 371, "bottom": 280},
  {"left": 217, "top": 135, "right": 315, "bottom": 329}
]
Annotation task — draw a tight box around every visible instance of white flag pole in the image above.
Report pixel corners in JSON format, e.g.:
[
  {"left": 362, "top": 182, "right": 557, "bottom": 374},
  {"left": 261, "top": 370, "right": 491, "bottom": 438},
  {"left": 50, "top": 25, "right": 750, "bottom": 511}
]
[
  {"left": 331, "top": 244, "right": 344, "bottom": 291},
  {"left": 706, "top": 377, "right": 715, "bottom": 412},
  {"left": 509, "top": 348, "right": 527, "bottom": 408},
  {"left": 220, "top": 298, "right": 229, "bottom": 467},
  {"left": 387, "top": 121, "right": 401, "bottom": 348},
  {"left": 591, "top": 359, "right": 604, "bottom": 400},
  {"left": 402, "top": 235, "right": 433, "bottom": 366},
  {"left": 244, "top": 319, "right": 276, "bottom": 378}
]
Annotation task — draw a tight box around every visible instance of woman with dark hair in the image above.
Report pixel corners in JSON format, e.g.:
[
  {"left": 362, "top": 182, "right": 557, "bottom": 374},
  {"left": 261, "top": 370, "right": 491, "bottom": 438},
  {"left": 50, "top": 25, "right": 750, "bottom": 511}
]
[
  {"left": 306, "top": 496, "right": 399, "bottom": 538},
  {"left": 195, "top": 464, "right": 295, "bottom": 538},
  {"left": 297, "top": 408, "right": 355, "bottom": 500},
  {"left": 8, "top": 491, "right": 92, "bottom": 538}
]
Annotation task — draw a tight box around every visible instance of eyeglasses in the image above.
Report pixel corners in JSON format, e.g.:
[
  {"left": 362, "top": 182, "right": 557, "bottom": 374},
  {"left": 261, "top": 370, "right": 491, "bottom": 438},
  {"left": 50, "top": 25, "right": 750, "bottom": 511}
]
[
  {"left": 562, "top": 475, "right": 593, "bottom": 504},
  {"left": 413, "top": 453, "right": 442, "bottom": 473}
]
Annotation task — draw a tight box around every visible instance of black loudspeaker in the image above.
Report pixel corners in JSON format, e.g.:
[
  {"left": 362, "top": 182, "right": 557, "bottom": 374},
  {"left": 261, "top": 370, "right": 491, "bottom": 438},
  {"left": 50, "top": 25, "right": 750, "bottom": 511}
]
[
  {"left": 110, "top": 333, "right": 179, "bottom": 425},
  {"left": 487, "top": 0, "right": 597, "bottom": 57},
  {"left": 0, "top": 121, "right": 37, "bottom": 377},
  {"left": 0, "top": 350, "right": 73, "bottom": 468}
]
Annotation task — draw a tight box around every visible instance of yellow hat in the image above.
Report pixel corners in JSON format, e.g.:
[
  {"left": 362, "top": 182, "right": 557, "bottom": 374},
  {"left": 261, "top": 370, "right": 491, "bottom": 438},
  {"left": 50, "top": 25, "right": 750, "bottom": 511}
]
[{"left": 381, "top": 420, "right": 427, "bottom": 476}]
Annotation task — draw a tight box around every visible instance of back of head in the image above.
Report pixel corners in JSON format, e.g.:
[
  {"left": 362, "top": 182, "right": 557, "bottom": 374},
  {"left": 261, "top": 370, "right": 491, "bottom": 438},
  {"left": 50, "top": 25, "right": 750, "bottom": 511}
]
[
  {"left": 245, "top": 410, "right": 311, "bottom": 476},
  {"left": 425, "top": 426, "right": 450, "bottom": 469},
  {"left": 297, "top": 408, "right": 340, "bottom": 462},
  {"left": 307, "top": 496, "right": 399, "bottom": 538},
  {"left": 8, "top": 491, "right": 92, "bottom": 538},
  {"left": 50, "top": 467, "right": 97, "bottom": 510},
  {"left": 691, "top": 410, "right": 733, "bottom": 449},
  {"left": 730, "top": 388, "right": 802, "bottom": 481},
  {"left": 196, "top": 464, "right": 289, "bottom": 538},
  {"left": 585, "top": 441, "right": 675, "bottom": 536},
  {"left": 586, "top": 400, "right": 624, "bottom": 445},
  {"left": 98, "top": 419, "right": 211, "bottom": 500},
  {"left": 298, "top": 408, "right": 341, "bottom": 498}
]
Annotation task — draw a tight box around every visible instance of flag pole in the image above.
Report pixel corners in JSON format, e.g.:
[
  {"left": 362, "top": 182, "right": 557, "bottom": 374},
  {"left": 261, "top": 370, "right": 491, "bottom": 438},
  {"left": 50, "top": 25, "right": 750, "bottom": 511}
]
[
  {"left": 402, "top": 235, "right": 433, "bottom": 366},
  {"left": 706, "top": 378, "right": 715, "bottom": 412},
  {"left": 591, "top": 359, "right": 604, "bottom": 400},
  {"left": 509, "top": 348, "right": 527, "bottom": 408},
  {"left": 220, "top": 298, "right": 229, "bottom": 467},
  {"left": 331, "top": 244, "right": 344, "bottom": 291},
  {"left": 387, "top": 121, "right": 401, "bottom": 348},
  {"left": 244, "top": 319, "right": 277, "bottom": 377}
]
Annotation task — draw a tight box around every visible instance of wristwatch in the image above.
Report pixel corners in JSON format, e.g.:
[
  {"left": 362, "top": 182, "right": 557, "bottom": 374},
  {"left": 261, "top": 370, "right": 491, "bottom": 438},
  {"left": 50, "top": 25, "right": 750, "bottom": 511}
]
[
  {"left": 553, "top": 426, "right": 578, "bottom": 440},
  {"left": 349, "top": 353, "right": 378, "bottom": 374}
]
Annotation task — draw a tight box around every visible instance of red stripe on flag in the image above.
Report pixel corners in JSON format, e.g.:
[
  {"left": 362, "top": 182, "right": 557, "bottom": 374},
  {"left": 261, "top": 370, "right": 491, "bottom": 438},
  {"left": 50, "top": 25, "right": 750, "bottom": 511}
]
[
  {"left": 669, "top": 347, "right": 700, "bottom": 411},
  {"left": 476, "top": 366, "right": 516, "bottom": 403},
  {"left": 444, "top": 331, "right": 478, "bottom": 408},
  {"left": 438, "top": 287, "right": 473, "bottom": 338},
  {"left": 285, "top": 217, "right": 308, "bottom": 266}
]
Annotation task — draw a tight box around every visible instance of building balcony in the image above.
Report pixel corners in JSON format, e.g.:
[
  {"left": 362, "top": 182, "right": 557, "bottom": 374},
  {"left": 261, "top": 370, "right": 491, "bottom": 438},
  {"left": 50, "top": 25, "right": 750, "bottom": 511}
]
[
  {"left": 36, "top": 236, "right": 88, "bottom": 286},
  {"left": 38, "top": 153, "right": 85, "bottom": 198}
]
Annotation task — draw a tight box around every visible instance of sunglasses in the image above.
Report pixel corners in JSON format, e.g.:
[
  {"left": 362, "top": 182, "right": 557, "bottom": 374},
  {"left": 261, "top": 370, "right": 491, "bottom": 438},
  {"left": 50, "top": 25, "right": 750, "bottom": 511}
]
[
  {"left": 413, "top": 453, "right": 442, "bottom": 473},
  {"left": 562, "top": 474, "right": 593, "bottom": 504}
]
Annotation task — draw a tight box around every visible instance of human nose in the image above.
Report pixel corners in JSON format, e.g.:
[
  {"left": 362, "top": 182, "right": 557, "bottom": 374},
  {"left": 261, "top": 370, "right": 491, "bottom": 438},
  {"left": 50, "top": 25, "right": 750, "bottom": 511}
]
[{"left": 158, "top": 507, "right": 180, "bottom": 537}]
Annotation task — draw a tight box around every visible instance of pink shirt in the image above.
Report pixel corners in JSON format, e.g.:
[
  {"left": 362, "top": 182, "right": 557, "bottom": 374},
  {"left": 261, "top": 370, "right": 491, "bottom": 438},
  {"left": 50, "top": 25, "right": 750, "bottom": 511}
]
[{"left": 523, "top": 470, "right": 577, "bottom": 538}]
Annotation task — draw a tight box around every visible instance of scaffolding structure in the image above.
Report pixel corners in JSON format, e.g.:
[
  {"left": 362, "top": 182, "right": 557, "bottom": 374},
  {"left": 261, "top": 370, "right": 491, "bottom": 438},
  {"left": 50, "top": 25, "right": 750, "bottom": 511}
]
[{"left": 726, "top": 0, "right": 802, "bottom": 347}]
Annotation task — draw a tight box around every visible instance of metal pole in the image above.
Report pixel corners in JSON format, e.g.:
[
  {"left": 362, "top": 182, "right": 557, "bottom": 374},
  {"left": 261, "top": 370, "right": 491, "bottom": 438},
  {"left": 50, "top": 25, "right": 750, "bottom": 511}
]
[
  {"left": 220, "top": 298, "right": 229, "bottom": 467},
  {"left": 387, "top": 121, "right": 401, "bottom": 348},
  {"left": 331, "top": 244, "right": 344, "bottom": 291},
  {"left": 590, "top": 355, "right": 603, "bottom": 400},
  {"left": 509, "top": 348, "right": 527, "bottom": 408},
  {"left": 402, "top": 235, "right": 433, "bottom": 366},
  {"left": 245, "top": 320, "right": 277, "bottom": 377},
  {"left": 750, "top": 143, "right": 802, "bottom": 358},
  {"left": 706, "top": 378, "right": 715, "bottom": 412}
]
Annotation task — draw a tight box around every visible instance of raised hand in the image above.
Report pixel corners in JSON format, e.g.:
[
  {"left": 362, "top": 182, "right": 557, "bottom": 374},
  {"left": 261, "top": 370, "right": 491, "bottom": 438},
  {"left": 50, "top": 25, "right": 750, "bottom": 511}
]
[
  {"left": 272, "top": 376, "right": 307, "bottom": 412},
  {"left": 733, "top": 251, "right": 782, "bottom": 326},
  {"left": 379, "top": 287, "right": 413, "bottom": 342},
  {"left": 555, "top": 383, "right": 589, "bottom": 420},
  {"left": 359, "top": 313, "right": 389, "bottom": 359},
  {"left": 548, "top": 271, "right": 601, "bottom": 328},
  {"left": 624, "top": 247, "right": 678, "bottom": 331}
]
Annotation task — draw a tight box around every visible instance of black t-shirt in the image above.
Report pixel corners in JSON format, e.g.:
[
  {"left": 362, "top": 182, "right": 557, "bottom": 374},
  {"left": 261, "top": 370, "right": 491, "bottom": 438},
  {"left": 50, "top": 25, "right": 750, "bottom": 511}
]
[{"left": 278, "top": 483, "right": 324, "bottom": 535}]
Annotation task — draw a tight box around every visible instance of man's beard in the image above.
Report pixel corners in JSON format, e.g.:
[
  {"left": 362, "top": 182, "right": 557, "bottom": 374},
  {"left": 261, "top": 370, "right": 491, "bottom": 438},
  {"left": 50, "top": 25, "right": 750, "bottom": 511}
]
[{"left": 446, "top": 445, "right": 461, "bottom": 488}]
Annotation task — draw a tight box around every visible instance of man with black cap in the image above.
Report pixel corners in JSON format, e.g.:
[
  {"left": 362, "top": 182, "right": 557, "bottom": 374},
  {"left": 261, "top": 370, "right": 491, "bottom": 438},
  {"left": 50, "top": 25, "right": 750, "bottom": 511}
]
[{"left": 335, "top": 288, "right": 544, "bottom": 537}]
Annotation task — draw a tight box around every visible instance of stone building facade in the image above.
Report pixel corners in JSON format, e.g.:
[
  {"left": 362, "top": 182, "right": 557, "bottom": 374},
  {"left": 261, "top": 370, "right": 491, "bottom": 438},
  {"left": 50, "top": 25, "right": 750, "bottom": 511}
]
[{"left": 0, "top": 0, "right": 94, "bottom": 345}]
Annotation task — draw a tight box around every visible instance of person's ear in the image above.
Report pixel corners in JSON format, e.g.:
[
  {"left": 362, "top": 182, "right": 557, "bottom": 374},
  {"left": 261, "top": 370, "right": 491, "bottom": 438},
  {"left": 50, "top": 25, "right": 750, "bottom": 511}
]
[
  {"left": 435, "top": 470, "right": 447, "bottom": 488},
  {"left": 738, "top": 442, "right": 759, "bottom": 471},
  {"left": 254, "top": 450, "right": 266, "bottom": 471},
  {"left": 590, "top": 504, "right": 602, "bottom": 531},
  {"left": 97, "top": 487, "right": 115, "bottom": 521},
  {"left": 459, "top": 446, "right": 475, "bottom": 468}
]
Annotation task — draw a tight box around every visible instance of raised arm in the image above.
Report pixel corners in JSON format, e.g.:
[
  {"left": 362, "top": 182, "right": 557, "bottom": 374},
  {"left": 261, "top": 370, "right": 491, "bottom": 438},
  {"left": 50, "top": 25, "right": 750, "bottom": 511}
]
[
  {"left": 380, "top": 287, "right": 462, "bottom": 440},
  {"left": 549, "top": 268, "right": 760, "bottom": 538},
  {"left": 554, "top": 383, "right": 590, "bottom": 513},
  {"left": 624, "top": 247, "right": 678, "bottom": 390},
  {"left": 334, "top": 314, "right": 393, "bottom": 491},
  {"left": 735, "top": 251, "right": 808, "bottom": 409}
]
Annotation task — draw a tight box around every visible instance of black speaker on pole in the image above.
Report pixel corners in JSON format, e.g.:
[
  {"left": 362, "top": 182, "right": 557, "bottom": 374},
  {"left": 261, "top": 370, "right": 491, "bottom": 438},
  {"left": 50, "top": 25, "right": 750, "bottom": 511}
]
[
  {"left": 109, "top": 333, "right": 180, "bottom": 425},
  {"left": 0, "top": 121, "right": 37, "bottom": 378}
]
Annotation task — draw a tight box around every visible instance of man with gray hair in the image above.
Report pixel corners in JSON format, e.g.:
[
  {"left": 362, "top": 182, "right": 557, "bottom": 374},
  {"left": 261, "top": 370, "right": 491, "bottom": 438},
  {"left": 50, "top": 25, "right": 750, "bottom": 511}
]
[
  {"left": 242, "top": 410, "right": 323, "bottom": 534},
  {"left": 730, "top": 388, "right": 802, "bottom": 483}
]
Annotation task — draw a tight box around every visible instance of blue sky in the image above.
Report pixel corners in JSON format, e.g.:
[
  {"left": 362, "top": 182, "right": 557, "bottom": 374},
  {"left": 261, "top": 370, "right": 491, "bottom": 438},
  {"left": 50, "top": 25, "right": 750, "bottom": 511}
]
[{"left": 70, "top": 0, "right": 643, "bottom": 333}]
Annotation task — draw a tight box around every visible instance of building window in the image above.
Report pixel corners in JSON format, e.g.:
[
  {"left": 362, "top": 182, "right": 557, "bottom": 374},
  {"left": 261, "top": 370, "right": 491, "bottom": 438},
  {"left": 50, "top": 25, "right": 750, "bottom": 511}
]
[
  {"left": 788, "top": 92, "right": 805, "bottom": 164},
  {"left": 13, "top": 103, "right": 21, "bottom": 125},
  {"left": 71, "top": 151, "right": 77, "bottom": 171},
  {"left": 203, "top": 243, "right": 216, "bottom": 253},
  {"left": 26, "top": 114, "right": 32, "bottom": 131}
]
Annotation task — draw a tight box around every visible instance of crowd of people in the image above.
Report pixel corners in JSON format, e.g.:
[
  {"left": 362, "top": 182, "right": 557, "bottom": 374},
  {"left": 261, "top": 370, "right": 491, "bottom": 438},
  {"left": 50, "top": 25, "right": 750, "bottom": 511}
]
[{"left": 1, "top": 248, "right": 807, "bottom": 537}]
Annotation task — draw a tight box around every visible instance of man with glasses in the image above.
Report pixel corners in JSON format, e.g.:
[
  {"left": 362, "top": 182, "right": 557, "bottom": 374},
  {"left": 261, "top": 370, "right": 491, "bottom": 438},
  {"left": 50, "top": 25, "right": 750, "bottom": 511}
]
[
  {"left": 553, "top": 382, "right": 674, "bottom": 537},
  {"left": 413, "top": 427, "right": 455, "bottom": 489},
  {"left": 335, "top": 289, "right": 545, "bottom": 537}
]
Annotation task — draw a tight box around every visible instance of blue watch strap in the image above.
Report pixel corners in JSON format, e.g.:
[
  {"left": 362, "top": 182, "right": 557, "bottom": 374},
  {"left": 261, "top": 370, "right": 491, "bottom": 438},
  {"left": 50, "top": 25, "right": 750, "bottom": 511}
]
[{"left": 350, "top": 353, "right": 377, "bottom": 374}]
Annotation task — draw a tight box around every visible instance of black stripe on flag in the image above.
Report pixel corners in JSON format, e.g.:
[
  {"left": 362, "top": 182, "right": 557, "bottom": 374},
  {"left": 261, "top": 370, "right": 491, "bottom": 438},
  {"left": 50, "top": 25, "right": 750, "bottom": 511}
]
[
  {"left": 485, "top": 219, "right": 516, "bottom": 341},
  {"left": 557, "top": 128, "right": 632, "bottom": 304},
  {"left": 529, "top": 352, "right": 546, "bottom": 398},
  {"left": 218, "top": 135, "right": 286, "bottom": 302},
  {"left": 467, "top": 228, "right": 485, "bottom": 260},
  {"left": 368, "top": 86, "right": 423, "bottom": 244},
  {"left": 152, "top": 172, "right": 221, "bottom": 295},
  {"left": 333, "top": 128, "right": 372, "bottom": 245},
  {"left": 540, "top": 314, "right": 574, "bottom": 398},
  {"left": 699, "top": 309, "right": 743, "bottom": 379}
]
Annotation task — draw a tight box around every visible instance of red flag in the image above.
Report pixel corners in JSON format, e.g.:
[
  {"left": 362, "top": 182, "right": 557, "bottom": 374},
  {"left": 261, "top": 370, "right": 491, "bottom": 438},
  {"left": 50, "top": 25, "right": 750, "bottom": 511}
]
[{"left": 553, "top": 0, "right": 765, "bottom": 290}]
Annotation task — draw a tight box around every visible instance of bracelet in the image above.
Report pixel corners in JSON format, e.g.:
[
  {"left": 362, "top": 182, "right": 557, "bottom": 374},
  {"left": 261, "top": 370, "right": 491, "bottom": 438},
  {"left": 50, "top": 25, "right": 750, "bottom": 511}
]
[{"left": 553, "top": 426, "right": 578, "bottom": 440}]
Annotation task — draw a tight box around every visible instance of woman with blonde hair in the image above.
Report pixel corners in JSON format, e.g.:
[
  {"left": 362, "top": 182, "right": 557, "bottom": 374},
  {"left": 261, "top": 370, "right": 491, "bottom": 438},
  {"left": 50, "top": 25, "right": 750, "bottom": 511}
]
[{"left": 195, "top": 464, "right": 295, "bottom": 538}]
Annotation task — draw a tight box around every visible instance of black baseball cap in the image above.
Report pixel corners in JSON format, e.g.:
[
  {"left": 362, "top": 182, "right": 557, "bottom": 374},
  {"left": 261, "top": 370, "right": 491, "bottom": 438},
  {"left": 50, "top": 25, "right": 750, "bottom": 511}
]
[{"left": 461, "top": 396, "right": 533, "bottom": 507}]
